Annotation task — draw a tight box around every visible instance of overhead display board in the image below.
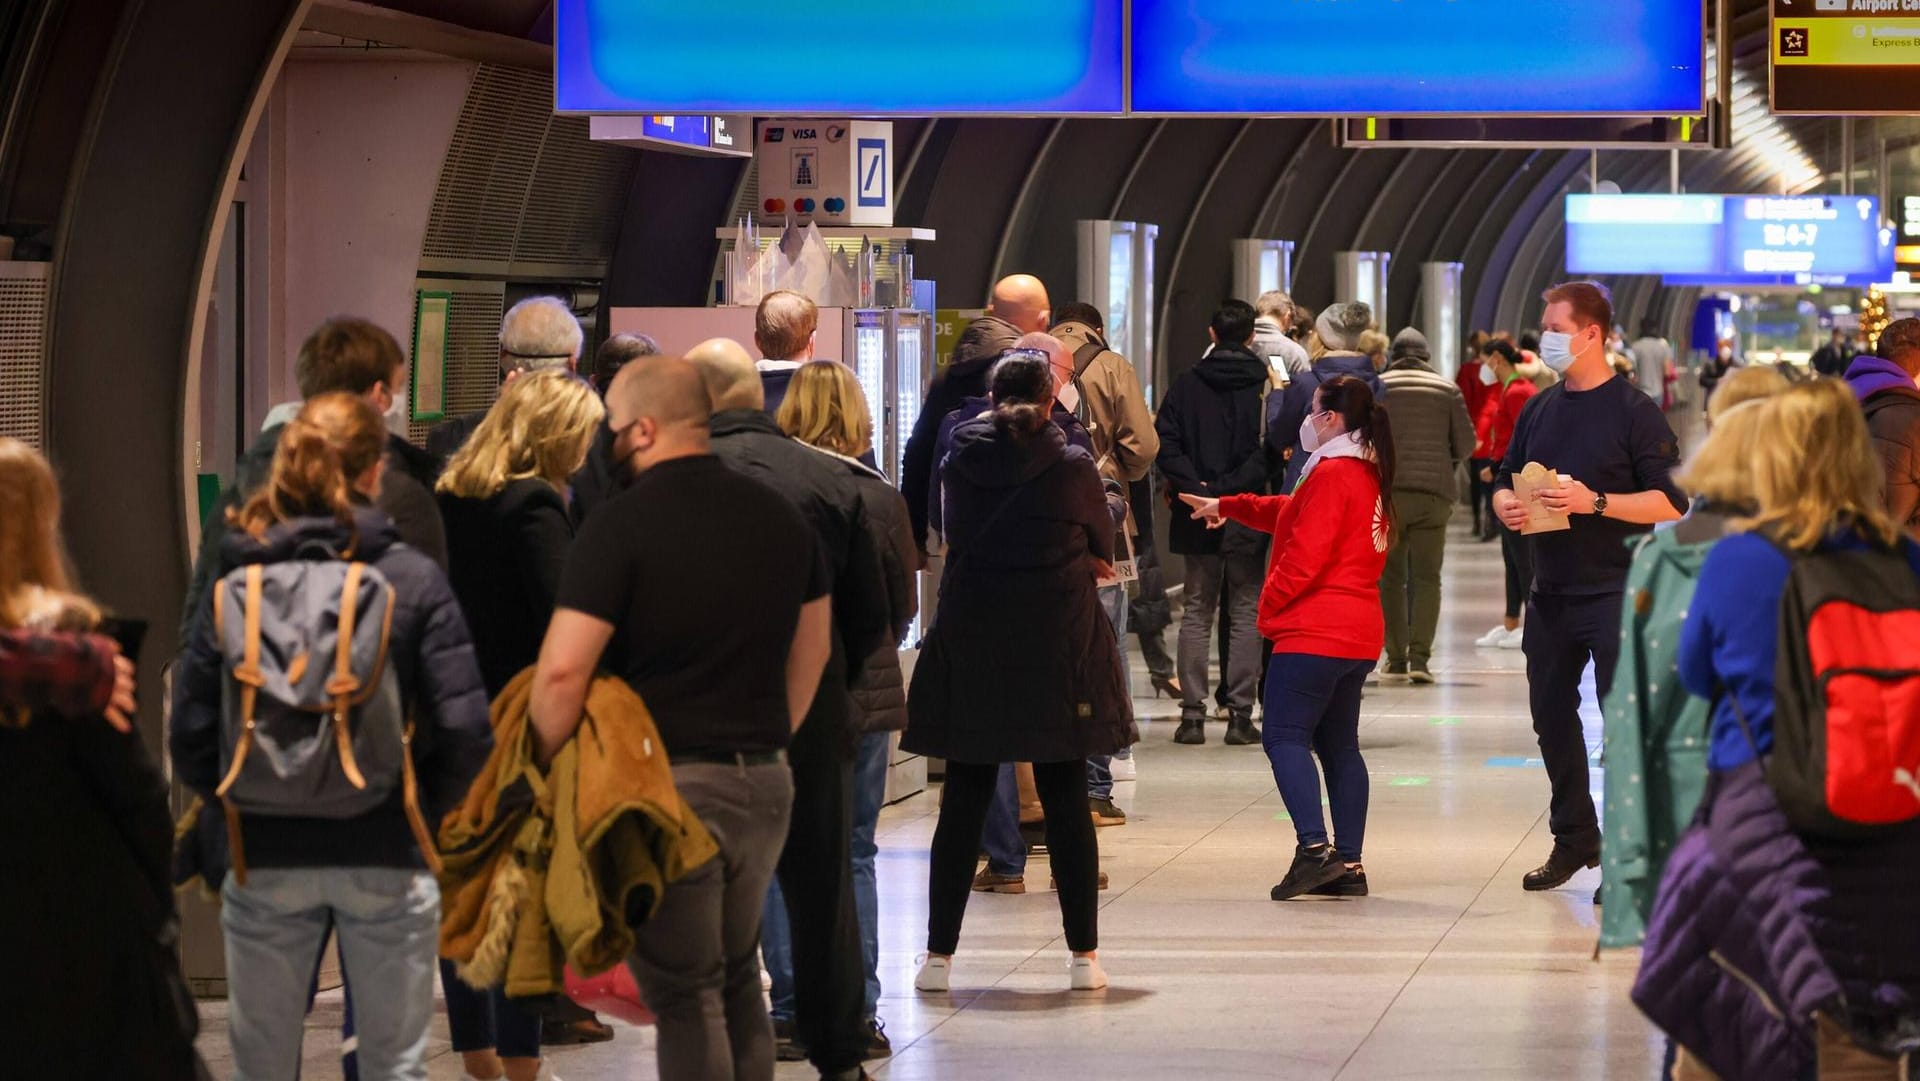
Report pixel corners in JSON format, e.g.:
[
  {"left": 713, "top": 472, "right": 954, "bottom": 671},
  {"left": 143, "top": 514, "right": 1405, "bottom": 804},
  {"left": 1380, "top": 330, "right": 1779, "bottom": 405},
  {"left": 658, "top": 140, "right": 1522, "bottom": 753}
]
[
  {"left": 1337, "top": 113, "right": 1719, "bottom": 150},
  {"left": 1131, "top": 0, "right": 1705, "bottom": 116},
  {"left": 554, "top": 0, "right": 1125, "bottom": 115},
  {"left": 1567, "top": 194, "right": 1894, "bottom": 283},
  {"left": 587, "top": 115, "right": 754, "bottom": 157},
  {"left": 1772, "top": 0, "right": 1920, "bottom": 115}
]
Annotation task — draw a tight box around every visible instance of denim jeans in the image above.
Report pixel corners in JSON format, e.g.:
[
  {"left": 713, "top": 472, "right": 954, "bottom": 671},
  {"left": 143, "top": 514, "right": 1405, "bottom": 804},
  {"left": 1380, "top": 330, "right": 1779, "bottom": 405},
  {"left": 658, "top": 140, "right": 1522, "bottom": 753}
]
[
  {"left": 222, "top": 867, "right": 439, "bottom": 1081},
  {"left": 1261, "top": 653, "right": 1374, "bottom": 862},
  {"left": 764, "top": 730, "right": 891, "bottom": 1023},
  {"left": 979, "top": 763, "right": 1028, "bottom": 876}
]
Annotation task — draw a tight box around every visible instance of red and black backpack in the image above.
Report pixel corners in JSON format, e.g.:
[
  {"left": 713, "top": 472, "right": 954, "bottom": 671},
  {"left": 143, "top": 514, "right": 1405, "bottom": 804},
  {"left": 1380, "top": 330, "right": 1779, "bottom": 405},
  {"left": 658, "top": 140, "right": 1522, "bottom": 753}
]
[{"left": 1737, "top": 542, "right": 1920, "bottom": 838}]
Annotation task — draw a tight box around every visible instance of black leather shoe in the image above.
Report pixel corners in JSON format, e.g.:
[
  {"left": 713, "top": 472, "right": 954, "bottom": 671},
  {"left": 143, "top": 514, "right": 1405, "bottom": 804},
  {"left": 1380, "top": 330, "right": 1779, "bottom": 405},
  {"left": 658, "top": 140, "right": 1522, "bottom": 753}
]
[
  {"left": 1271, "top": 844, "right": 1346, "bottom": 900},
  {"left": 863, "top": 1017, "right": 892, "bottom": 1060},
  {"left": 1522, "top": 844, "right": 1601, "bottom": 891},
  {"left": 1173, "top": 719, "right": 1206, "bottom": 745},
  {"left": 1224, "top": 717, "right": 1261, "bottom": 745}
]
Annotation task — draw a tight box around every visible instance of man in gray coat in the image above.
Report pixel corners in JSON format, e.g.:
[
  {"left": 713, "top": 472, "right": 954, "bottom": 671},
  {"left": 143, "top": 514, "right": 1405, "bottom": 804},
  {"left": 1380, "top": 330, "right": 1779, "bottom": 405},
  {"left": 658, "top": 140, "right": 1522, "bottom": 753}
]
[{"left": 1377, "top": 328, "right": 1476, "bottom": 683}]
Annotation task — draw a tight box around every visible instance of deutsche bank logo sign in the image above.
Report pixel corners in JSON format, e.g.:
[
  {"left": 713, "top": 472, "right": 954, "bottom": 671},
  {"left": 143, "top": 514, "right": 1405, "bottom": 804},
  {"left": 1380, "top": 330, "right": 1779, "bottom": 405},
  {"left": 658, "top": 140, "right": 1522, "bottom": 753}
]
[{"left": 857, "top": 138, "right": 888, "bottom": 209}]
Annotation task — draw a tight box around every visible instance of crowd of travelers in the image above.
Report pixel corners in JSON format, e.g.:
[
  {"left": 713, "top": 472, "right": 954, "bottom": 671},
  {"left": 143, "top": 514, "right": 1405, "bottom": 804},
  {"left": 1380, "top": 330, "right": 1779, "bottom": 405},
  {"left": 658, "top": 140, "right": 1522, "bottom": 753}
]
[{"left": 1, "top": 264, "right": 1916, "bottom": 1080}]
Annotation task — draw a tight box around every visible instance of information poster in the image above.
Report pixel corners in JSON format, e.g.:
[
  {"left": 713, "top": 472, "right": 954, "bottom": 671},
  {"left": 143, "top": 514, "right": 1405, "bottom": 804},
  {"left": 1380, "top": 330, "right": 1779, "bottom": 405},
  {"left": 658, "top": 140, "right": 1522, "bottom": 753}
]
[
  {"left": 411, "top": 291, "right": 449, "bottom": 422},
  {"left": 1773, "top": 0, "right": 1920, "bottom": 114}
]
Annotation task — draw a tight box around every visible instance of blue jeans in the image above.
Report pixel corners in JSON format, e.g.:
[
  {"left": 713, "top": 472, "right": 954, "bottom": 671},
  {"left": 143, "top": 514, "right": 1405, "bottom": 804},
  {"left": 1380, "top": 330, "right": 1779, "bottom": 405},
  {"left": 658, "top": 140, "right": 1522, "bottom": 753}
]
[
  {"left": 980, "top": 764, "right": 1028, "bottom": 876},
  {"left": 1261, "top": 653, "right": 1374, "bottom": 862},
  {"left": 440, "top": 958, "right": 541, "bottom": 1058},
  {"left": 222, "top": 867, "right": 440, "bottom": 1081},
  {"left": 765, "top": 730, "right": 891, "bottom": 1022},
  {"left": 1088, "top": 582, "right": 1133, "bottom": 799}
]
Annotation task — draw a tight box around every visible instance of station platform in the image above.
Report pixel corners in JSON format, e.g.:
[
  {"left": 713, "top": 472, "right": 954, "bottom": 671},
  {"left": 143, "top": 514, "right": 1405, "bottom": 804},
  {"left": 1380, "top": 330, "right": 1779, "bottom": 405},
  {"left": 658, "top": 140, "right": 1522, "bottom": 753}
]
[{"left": 195, "top": 519, "right": 1655, "bottom": 1080}]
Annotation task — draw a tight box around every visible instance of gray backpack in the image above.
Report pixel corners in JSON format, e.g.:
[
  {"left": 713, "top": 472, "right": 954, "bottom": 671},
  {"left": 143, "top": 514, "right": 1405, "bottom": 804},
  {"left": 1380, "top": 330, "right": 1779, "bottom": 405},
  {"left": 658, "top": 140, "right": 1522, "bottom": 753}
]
[{"left": 211, "top": 557, "right": 438, "bottom": 883}]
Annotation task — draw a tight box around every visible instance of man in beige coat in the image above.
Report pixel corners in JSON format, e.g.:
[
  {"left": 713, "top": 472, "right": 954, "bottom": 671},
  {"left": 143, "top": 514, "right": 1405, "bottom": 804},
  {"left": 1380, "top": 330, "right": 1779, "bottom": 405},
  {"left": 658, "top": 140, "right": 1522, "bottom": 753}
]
[{"left": 1050, "top": 301, "right": 1159, "bottom": 793}]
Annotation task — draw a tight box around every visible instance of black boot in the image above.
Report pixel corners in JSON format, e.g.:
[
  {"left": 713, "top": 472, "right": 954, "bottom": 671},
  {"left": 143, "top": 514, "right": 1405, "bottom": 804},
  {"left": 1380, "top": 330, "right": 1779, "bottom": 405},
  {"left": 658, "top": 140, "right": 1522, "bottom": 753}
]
[
  {"left": 1173, "top": 718, "right": 1206, "bottom": 745},
  {"left": 1521, "top": 842, "right": 1601, "bottom": 892},
  {"left": 1224, "top": 715, "right": 1261, "bottom": 745},
  {"left": 1271, "top": 843, "right": 1346, "bottom": 901}
]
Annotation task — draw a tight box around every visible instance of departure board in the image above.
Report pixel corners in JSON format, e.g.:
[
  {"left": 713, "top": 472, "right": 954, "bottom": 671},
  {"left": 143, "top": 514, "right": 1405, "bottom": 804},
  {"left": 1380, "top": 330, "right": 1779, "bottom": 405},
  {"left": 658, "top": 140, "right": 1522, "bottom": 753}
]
[{"left": 1773, "top": 0, "right": 1920, "bottom": 114}]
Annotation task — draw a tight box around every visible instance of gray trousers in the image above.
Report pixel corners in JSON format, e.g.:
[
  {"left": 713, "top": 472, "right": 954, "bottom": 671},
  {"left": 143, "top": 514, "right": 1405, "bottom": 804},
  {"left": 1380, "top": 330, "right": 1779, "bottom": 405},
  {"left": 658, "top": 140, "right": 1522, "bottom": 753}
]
[
  {"left": 1379, "top": 489, "right": 1454, "bottom": 667},
  {"left": 628, "top": 759, "right": 794, "bottom": 1081},
  {"left": 1179, "top": 548, "right": 1264, "bottom": 720}
]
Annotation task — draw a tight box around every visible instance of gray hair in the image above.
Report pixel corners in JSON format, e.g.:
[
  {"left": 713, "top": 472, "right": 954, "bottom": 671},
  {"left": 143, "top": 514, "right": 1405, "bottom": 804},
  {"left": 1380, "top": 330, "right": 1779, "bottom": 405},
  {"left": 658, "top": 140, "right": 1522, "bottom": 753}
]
[
  {"left": 499, "top": 296, "right": 584, "bottom": 375},
  {"left": 1254, "top": 290, "right": 1295, "bottom": 324}
]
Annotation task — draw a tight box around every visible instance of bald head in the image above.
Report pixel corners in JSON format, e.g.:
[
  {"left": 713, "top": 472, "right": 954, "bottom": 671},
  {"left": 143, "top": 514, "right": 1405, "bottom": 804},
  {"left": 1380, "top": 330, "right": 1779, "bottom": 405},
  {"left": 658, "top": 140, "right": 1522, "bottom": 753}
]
[
  {"left": 685, "top": 337, "right": 765, "bottom": 412},
  {"left": 606, "top": 355, "right": 712, "bottom": 474},
  {"left": 991, "top": 274, "right": 1052, "bottom": 334},
  {"left": 1012, "top": 331, "right": 1073, "bottom": 398}
]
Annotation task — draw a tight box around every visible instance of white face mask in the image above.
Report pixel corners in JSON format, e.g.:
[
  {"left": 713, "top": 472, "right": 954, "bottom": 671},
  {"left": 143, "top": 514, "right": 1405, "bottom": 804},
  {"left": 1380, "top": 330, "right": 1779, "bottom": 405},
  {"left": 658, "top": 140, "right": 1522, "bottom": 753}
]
[
  {"left": 1056, "top": 379, "right": 1081, "bottom": 414},
  {"left": 1478, "top": 363, "right": 1498, "bottom": 386},
  {"left": 1299, "top": 412, "right": 1327, "bottom": 455},
  {"left": 1538, "top": 330, "right": 1579, "bottom": 373}
]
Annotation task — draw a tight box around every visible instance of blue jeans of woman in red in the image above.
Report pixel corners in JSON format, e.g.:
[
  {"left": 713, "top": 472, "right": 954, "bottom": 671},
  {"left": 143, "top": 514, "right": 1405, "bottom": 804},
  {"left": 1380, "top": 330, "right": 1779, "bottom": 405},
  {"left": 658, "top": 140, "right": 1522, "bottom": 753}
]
[{"left": 1261, "top": 652, "right": 1374, "bottom": 863}]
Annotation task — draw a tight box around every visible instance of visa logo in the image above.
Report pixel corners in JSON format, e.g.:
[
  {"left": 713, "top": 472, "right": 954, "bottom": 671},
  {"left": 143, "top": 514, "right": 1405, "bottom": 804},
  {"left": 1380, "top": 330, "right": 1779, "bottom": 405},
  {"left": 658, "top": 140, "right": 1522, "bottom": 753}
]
[{"left": 791, "top": 128, "right": 819, "bottom": 140}]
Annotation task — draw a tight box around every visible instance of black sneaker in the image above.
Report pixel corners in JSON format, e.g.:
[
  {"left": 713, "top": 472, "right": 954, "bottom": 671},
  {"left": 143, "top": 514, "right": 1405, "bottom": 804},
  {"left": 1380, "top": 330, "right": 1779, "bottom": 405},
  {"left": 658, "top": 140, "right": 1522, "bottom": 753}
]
[
  {"left": 863, "top": 1017, "right": 892, "bottom": 1060},
  {"left": 1173, "top": 719, "right": 1206, "bottom": 745},
  {"left": 1089, "top": 796, "right": 1127, "bottom": 826},
  {"left": 774, "top": 1017, "right": 809, "bottom": 1062},
  {"left": 1307, "top": 867, "right": 1369, "bottom": 897},
  {"left": 1224, "top": 716, "right": 1261, "bottom": 745},
  {"left": 1270, "top": 844, "right": 1346, "bottom": 901},
  {"left": 1521, "top": 843, "right": 1601, "bottom": 892}
]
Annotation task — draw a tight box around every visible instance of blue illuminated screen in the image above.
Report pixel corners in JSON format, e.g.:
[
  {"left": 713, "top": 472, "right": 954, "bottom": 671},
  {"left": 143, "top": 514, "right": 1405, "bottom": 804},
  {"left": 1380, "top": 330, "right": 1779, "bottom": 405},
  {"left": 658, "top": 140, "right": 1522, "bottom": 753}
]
[
  {"left": 555, "top": 0, "right": 1125, "bottom": 115},
  {"left": 1130, "top": 0, "right": 1705, "bottom": 115},
  {"left": 640, "top": 116, "right": 710, "bottom": 149},
  {"left": 1567, "top": 195, "right": 1893, "bottom": 282}
]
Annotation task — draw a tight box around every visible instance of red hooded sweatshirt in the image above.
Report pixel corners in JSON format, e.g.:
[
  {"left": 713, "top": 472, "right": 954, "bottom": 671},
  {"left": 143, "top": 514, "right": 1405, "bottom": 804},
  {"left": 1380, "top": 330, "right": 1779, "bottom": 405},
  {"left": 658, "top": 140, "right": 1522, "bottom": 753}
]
[{"left": 1218, "top": 446, "right": 1389, "bottom": 661}]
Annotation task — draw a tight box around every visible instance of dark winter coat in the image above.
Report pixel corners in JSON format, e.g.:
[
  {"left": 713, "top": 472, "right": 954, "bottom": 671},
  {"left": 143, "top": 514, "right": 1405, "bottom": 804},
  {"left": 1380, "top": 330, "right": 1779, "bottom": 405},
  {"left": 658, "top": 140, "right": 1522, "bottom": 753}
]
[
  {"left": 183, "top": 423, "right": 447, "bottom": 640},
  {"left": 437, "top": 478, "right": 574, "bottom": 697},
  {"left": 710, "top": 409, "right": 891, "bottom": 763},
  {"left": 805, "top": 446, "right": 918, "bottom": 735},
  {"left": 759, "top": 361, "right": 804, "bottom": 418},
  {"left": 0, "top": 691, "right": 206, "bottom": 1079},
  {"left": 1633, "top": 762, "right": 1920, "bottom": 1079},
  {"left": 904, "top": 417, "right": 1135, "bottom": 764},
  {"left": 427, "top": 410, "right": 487, "bottom": 464},
  {"left": 927, "top": 396, "right": 1093, "bottom": 538},
  {"left": 900, "top": 314, "right": 1023, "bottom": 550},
  {"left": 1269, "top": 351, "right": 1385, "bottom": 492},
  {"left": 1845, "top": 352, "right": 1920, "bottom": 529},
  {"left": 170, "top": 508, "right": 493, "bottom": 870},
  {"left": 568, "top": 422, "right": 623, "bottom": 528},
  {"left": 1154, "top": 343, "right": 1281, "bottom": 556}
]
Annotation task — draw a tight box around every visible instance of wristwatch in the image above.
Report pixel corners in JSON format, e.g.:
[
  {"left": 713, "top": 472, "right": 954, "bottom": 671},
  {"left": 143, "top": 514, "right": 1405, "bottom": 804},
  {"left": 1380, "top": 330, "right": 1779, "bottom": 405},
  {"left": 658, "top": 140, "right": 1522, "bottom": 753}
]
[{"left": 1592, "top": 493, "right": 1609, "bottom": 517}]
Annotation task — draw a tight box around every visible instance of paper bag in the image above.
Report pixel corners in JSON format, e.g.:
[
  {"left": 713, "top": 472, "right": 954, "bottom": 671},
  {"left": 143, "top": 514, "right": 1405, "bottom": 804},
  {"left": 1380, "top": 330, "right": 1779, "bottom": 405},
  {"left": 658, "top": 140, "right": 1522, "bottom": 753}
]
[{"left": 1515, "top": 462, "right": 1572, "bottom": 535}]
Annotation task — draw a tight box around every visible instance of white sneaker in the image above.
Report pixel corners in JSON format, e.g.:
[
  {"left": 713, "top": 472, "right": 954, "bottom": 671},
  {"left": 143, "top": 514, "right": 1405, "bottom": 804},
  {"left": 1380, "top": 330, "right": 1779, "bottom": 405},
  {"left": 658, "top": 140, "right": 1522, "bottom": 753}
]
[
  {"left": 1110, "top": 756, "right": 1137, "bottom": 782},
  {"left": 914, "top": 954, "right": 951, "bottom": 992},
  {"left": 1069, "top": 955, "right": 1108, "bottom": 991},
  {"left": 1475, "top": 625, "right": 1511, "bottom": 648},
  {"left": 1499, "top": 627, "right": 1526, "bottom": 650}
]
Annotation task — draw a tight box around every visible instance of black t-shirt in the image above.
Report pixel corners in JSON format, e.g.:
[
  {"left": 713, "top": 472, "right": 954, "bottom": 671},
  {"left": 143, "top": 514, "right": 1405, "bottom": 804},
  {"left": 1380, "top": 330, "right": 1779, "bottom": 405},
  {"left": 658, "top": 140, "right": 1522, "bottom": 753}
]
[
  {"left": 1495, "top": 375, "right": 1686, "bottom": 596},
  {"left": 555, "top": 455, "right": 829, "bottom": 757}
]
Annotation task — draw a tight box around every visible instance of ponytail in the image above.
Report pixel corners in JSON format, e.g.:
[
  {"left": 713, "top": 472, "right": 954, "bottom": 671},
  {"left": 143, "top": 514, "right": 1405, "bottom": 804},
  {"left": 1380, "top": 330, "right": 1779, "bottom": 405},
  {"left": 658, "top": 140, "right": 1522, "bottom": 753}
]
[
  {"left": 987, "top": 349, "right": 1056, "bottom": 441},
  {"left": 230, "top": 392, "right": 386, "bottom": 545},
  {"left": 1317, "top": 375, "right": 1397, "bottom": 516}
]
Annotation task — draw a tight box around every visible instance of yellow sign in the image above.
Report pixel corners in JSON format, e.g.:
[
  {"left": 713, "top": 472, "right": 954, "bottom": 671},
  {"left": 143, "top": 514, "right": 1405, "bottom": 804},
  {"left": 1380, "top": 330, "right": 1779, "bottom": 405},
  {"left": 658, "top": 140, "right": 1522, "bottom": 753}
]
[{"left": 1775, "top": 17, "right": 1920, "bottom": 64}]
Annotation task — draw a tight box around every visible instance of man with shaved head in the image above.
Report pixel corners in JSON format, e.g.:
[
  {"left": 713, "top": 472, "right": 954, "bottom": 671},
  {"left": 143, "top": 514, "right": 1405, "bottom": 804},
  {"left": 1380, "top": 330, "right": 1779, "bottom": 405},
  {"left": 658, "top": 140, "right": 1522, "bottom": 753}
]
[
  {"left": 687, "top": 337, "right": 890, "bottom": 1081},
  {"left": 530, "top": 352, "right": 836, "bottom": 1081},
  {"left": 900, "top": 274, "right": 1054, "bottom": 556}
]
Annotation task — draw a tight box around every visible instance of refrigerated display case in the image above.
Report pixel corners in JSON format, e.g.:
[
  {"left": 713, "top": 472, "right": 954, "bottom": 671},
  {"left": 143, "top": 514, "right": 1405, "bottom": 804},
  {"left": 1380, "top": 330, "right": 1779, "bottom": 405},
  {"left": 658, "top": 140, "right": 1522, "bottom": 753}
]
[{"left": 853, "top": 310, "right": 888, "bottom": 456}]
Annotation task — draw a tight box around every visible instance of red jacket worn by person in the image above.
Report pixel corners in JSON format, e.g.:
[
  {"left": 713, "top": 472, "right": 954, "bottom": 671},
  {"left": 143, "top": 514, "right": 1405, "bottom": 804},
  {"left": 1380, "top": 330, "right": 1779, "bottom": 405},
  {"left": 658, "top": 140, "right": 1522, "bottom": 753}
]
[
  {"left": 1487, "top": 376, "right": 1539, "bottom": 463},
  {"left": 1219, "top": 446, "right": 1389, "bottom": 661}
]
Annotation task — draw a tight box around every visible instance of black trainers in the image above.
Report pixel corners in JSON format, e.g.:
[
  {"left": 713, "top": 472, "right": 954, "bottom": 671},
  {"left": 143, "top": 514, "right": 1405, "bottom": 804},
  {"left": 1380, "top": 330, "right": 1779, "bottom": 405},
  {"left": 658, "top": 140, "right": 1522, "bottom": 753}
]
[
  {"left": 863, "top": 1017, "right": 892, "bottom": 1060},
  {"left": 774, "top": 1016, "right": 809, "bottom": 1062},
  {"left": 1521, "top": 843, "right": 1601, "bottom": 891},
  {"left": 1224, "top": 716, "right": 1261, "bottom": 745},
  {"left": 1307, "top": 867, "right": 1369, "bottom": 897},
  {"left": 1089, "top": 796, "right": 1128, "bottom": 826},
  {"left": 1270, "top": 844, "right": 1347, "bottom": 901},
  {"left": 1173, "top": 719, "right": 1206, "bottom": 745}
]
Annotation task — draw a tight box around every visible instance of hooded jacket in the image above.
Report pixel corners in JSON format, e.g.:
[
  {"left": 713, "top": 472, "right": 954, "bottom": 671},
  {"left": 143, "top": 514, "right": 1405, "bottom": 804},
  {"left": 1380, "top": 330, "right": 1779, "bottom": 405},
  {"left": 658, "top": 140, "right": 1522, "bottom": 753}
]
[
  {"left": 1049, "top": 320, "right": 1162, "bottom": 491},
  {"left": 904, "top": 416, "right": 1133, "bottom": 764},
  {"left": 928, "top": 396, "right": 1093, "bottom": 538},
  {"left": 1378, "top": 329, "right": 1475, "bottom": 501},
  {"left": 901, "top": 313, "right": 1023, "bottom": 550},
  {"left": 1268, "top": 351, "right": 1385, "bottom": 493},
  {"left": 170, "top": 508, "right": 493, "bottom": 871},
  {"left": 1155, "top": 343, "right": 1282, "bottom": 556},
  {"left": 709, "top": 409, "right": 891, "bottom": 762},
  {"left": 1844, "top": 352, "right": 1920, "bottom": 529}
]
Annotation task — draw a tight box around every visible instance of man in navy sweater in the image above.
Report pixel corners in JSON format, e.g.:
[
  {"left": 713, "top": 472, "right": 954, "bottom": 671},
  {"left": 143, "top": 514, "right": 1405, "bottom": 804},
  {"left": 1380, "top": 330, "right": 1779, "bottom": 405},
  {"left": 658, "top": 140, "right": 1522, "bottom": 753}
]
[{"left": 1493, "top": 281, "right": 1686, "bottom": 894}]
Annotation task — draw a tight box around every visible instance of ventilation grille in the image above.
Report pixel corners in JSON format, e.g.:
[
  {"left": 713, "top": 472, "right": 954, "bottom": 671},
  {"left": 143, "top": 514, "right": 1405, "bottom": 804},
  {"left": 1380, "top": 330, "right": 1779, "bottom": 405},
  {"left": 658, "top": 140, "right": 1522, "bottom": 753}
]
[
  {"left": 421, "top": 65, "right": 636, "bottom": 275},
  {"left": 407, "top": 288, "right": 504, "bottom": 447},
  {"left": 0, "top": 270, "right": 48, "bottom": 448}
]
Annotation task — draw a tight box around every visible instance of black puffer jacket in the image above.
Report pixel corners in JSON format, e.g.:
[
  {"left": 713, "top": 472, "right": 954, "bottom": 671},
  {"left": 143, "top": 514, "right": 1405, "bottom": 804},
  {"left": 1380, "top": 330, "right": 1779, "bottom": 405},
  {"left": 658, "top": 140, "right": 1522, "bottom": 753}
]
[
  {"left": 1154, "top": 343, "right": 1281, "bottom": 556},
  {"left": 710, "top": 410, "right": 891, "bottom": 762},
  {"left": 904, "top": 417, "right": 1134, "bottom": 764},
  {"left": 900, "top": 313, "right": 1023, "bottom": 550}
]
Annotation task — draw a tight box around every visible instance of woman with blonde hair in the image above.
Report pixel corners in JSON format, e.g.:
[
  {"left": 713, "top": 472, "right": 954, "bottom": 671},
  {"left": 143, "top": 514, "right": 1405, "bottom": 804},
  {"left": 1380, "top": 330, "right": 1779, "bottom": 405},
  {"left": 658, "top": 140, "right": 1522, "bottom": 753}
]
[
  {"left": 766, "top": 360, "right": 917, "bottom": 1057},
  {"left": 0, "top": 438, "right": 204, "bottom": 1078},
  {"left": 434, "top": 368, "right": 602, "bottom": 1081},
  {"left": 1634, "top": 379, "right": 1920, "bottom": 1079},
  {"left": 172, "top": 393, "right": 491, "bottom": 1081}
]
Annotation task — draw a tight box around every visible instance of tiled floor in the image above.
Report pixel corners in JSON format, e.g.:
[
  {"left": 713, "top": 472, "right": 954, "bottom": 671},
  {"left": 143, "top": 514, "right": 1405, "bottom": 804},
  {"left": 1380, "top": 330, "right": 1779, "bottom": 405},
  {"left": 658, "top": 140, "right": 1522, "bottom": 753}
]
[{"left": 197, "top": 519, "right": 1663, "bottom": 1080}]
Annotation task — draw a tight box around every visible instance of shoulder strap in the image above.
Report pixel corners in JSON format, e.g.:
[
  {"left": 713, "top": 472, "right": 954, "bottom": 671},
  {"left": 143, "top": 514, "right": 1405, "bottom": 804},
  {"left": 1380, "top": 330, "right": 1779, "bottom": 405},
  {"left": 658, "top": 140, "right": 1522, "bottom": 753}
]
[
  {"left": 327, "top": 562, "right": 370, "bottom": 791},
  {"left": 1072, "top": 339, "right": 1105, "bottom": 377},
  {"left": 217, "top": 564, "right": 266, "bottom": 886}
]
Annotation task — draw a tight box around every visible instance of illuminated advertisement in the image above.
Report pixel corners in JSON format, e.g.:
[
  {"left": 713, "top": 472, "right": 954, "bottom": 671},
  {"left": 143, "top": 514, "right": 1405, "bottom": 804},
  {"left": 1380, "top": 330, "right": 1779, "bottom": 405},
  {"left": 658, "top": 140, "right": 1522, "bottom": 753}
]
[{"left": 1567, "top": 194, "right": 1894, "bottom": 283}]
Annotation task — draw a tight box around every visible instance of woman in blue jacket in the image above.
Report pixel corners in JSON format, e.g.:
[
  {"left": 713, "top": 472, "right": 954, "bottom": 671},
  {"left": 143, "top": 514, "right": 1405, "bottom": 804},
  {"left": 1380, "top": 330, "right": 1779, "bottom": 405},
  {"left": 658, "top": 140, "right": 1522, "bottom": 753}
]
[{"left": 172, "top": 393, "right": 492, "bottom": 1081}]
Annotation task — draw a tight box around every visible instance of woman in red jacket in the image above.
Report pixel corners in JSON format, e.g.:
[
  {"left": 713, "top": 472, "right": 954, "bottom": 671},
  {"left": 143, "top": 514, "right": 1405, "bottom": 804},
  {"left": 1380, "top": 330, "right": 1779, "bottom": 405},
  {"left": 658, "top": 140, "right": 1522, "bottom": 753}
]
[
  {"left": 1182, "top": 375, "right": 1395, "bottom": 901},
  {"left": 1474, "top": 339, "right": 1540, "bottom": 649}
]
